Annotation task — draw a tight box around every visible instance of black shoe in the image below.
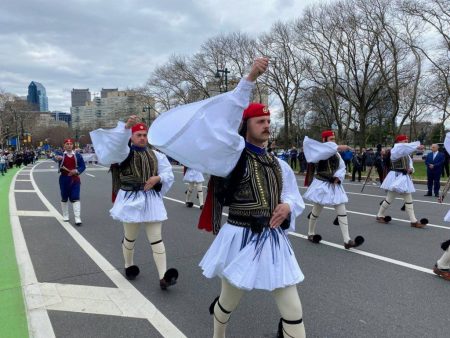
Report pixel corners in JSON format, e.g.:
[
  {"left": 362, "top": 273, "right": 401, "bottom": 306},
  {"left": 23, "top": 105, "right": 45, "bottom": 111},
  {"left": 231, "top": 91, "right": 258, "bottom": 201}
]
[
  {"left": 424, "top": 193, "right": 432, "bottom": 196},
  {"left": 199, "top": 205, "right": 204, "bottom": 210},
  {"left": 125, "top": 265, "right": 140, "bottom": 280},
  {"left": 185, "top": 202, "right": 194, "bottom": 208},
  {"left": 160, "top": 268, "right": 178, "bottom": 290}
]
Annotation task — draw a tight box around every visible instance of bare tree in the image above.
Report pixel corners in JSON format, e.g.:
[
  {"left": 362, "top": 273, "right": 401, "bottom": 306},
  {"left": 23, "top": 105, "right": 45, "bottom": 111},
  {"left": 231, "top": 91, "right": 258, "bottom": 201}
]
[{"left": 257, "top": 21, "right": 304, "bottom": 147}]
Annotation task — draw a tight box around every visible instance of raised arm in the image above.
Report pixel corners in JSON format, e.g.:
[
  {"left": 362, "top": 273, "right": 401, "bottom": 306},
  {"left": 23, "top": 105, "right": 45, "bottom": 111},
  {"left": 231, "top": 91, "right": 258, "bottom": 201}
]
[{"left": 148, "top": 58, "right": 268, "bottom": 177}]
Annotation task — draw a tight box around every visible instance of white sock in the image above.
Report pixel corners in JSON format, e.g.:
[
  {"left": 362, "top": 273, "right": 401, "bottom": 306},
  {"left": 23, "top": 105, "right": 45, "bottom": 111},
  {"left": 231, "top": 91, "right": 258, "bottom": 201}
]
[
  {"left": 403, "top": 193, "right": 417, "bottom": 223},
  {"left": 437, "top": 249, "right": 450, "bottom": 270},
  {"left": 122, "top": 223, "right": 140, "bottom": 268},
  {"left": 272, "top": 285, "right": 306, "bottom": 338},
  {"left": 377, "top": 191, "right": 395, "bottom": 217},
  {"left": 145, "top": 222, "right": 166, "bottom": 279},
  {"left": 335, "top": 204, "right": 351, "bottom": 243},
  {"left": 213, "top": 278, "right": 244, "bottom": 338},
  {"left": 308, "top": 204, "right": 323, "bottom": 236},
  {"left": 197, "top": 182, "right": 204, "bottom": 205},
  {"left": 186, "top": 183, "right": 194, "bottom": 203}
]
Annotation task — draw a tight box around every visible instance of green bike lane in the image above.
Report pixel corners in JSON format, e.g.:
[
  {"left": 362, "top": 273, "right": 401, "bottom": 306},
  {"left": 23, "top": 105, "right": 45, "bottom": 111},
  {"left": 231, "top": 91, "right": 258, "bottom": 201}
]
[{"left": 0, "top": 166, "right": 29, "bottom": 338}]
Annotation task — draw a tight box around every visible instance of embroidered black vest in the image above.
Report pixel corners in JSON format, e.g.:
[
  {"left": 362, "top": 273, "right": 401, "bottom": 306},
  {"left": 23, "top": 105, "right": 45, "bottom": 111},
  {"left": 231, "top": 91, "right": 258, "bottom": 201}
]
[
  {"left": 227, "top": 149, "right": 283, "bottom": 225},
  {"left": 391, "top": 156, "right": 410, "bottom": 172},
  {"left": 315, "top": 154, "right": 340, "bottom": 182},
  {"left": 111, "top": 146, "right": 158, "bottom": 194}
]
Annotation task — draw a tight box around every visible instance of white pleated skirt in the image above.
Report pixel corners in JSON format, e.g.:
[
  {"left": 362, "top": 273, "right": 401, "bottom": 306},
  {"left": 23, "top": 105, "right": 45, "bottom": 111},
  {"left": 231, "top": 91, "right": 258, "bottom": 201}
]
[
  {"left": 183, "top": 169, "right": 205, "bottom": 183},
  {"left": 303, "top": 178, "right": 348, "bottom": 206},
  {"left": 199, "top": 223, "right": 304, "bottom": 291},
  {"left": 380, "top": 171, "right": 415, "bottom": 194},
  {"left": 110, "top": 189, "right": 168, "bottom": 223}
]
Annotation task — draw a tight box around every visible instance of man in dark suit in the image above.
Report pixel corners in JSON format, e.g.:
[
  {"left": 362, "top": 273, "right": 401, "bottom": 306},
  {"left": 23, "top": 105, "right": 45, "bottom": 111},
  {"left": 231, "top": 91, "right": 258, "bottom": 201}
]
[{"left": 425, "top": 144, "right": 445, "bottom": 197}]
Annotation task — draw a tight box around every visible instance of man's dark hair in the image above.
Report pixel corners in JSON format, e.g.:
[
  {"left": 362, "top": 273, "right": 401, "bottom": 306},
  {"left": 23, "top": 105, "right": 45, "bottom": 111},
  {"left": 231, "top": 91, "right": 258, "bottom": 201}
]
[{"left": 238, "top": 120, "right": 248, "bottom": 138}]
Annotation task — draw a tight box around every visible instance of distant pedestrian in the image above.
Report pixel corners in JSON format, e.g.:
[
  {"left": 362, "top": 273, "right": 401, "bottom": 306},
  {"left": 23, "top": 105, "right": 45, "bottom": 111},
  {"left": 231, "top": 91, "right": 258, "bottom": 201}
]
[
  {"left": 342, "top": 148, "right": 353, "bottom": 173},
  {"left": 290, "top": 146, "right": 298, "bottom": 169},
  {"left": 298, "top": 147, "right": 307, "bottom": 173},
  {"left": 374, "top": 144, "right": 384, "bottom": 183},
  {"left": 0, "top": 152, "right": 7, "bottom": 176},
  {"left": 425, "top": 144, "right": 444, "bottom": 197},
  {"left": 351, "top": 149, "right": 363, "bottom": 182}
]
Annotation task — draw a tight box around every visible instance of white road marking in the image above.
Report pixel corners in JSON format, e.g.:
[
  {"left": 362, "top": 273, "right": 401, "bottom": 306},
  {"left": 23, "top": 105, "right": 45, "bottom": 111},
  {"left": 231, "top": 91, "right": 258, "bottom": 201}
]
[
  {"left": 13, "top": 211, "right": 53, "bottom": 217},
  {"left": 14, "top": 190, "right": 35, "bottom": 193},
  {"left": 16, "top": 179, "right": 32, "bottom": 182},
  {"left": 162, "top": 195, "right": 439, "bottom": 276},
  {"left": 288, "top": 232, "right": 434, "bottom": 275},
  {"left": 39, "top": 283, "right": 162, "bottom": 318},
  {"left": 27, "top": 163, "right": 187, "bottom": 337},
  {"left": 86, "top": 173, "right": 95, "bottom": 177},
  {"left": 9, "top": 168, "right": 56, "bottom": 338}
]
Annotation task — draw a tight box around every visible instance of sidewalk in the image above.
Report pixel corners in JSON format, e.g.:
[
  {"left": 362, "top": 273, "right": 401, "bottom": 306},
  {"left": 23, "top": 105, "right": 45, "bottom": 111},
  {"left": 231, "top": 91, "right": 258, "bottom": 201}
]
[{"left": 0, "top": 166, "right": 29, "bottom": 338}]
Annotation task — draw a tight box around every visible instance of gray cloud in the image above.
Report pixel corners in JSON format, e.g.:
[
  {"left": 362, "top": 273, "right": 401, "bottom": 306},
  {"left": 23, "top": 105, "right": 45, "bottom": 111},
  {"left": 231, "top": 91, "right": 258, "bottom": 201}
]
[{"left": 1, "top": 0, "right": 322, "bottom": 111}]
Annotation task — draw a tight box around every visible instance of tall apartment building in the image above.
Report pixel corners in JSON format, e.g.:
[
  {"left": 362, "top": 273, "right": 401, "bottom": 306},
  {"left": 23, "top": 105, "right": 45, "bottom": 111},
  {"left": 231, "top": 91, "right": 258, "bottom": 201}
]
[
  {"left": 27, "top": 81, "right": 49, "bottom": 112},
  {"left": 71, "top": 90, "right": 154, "bottom": 137},
  {"left": 71, "top": 89, "right": 91, "bottom": 107},
  {"left": 101, "top": 88, "right": 118, "bottom": 98}
]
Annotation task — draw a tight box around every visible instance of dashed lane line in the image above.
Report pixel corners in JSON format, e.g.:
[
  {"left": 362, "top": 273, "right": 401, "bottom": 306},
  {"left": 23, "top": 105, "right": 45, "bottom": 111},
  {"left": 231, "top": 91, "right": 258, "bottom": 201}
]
[{"left": 162, "top": 195, "right": 435, "bottom": 276}]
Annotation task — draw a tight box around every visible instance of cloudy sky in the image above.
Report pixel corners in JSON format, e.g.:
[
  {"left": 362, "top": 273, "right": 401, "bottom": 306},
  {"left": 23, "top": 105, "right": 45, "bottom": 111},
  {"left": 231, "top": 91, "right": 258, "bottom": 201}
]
[{"left": 0, "top": 0, "right": 328, "bottom": 112}]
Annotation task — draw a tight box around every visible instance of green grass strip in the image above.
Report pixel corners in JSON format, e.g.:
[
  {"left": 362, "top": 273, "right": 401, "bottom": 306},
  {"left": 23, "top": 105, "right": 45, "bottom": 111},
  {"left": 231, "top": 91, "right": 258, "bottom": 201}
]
[{"left": 0, "top": 167, "right": 29, "bottom": 338}]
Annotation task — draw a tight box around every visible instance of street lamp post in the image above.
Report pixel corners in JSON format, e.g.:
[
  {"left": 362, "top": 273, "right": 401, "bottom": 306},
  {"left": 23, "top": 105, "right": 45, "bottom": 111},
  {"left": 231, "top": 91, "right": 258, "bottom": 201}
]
[
  {"left": 142, "top": 106, "right": 152, "bottom": 125},
  {"left": 215, "top": 68, "right": 230, "bottom": 92}
]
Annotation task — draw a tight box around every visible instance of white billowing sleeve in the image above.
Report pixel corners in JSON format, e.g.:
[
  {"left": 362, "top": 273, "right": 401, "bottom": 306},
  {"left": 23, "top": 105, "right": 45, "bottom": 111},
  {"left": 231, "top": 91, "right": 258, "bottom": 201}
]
[
  {"left": 390, "top": 141, "right": 420, "bottom": 161},
  {"left": 153, "top": 150, "right": 174, "bottom": 196},
  {"left": 409, "top": 156, "right": 415, "bottom": 173},
  {"left": 445, "top": 132, "right": 450, "bottom": 153},
  {"left": 89, "top": 122, "right": 131, "bottom": 165},
  {"left": 303, "top": 136, "right": 338, "bottom": 163},
  {"left": 334, "top": 154, "right": 346, "bottom": 181},
  {"left": 148, "top": 79, "right": 255, "bottom": 177},
  {"left": 278, "top": 159, "right": 305, "bottom": 232}
]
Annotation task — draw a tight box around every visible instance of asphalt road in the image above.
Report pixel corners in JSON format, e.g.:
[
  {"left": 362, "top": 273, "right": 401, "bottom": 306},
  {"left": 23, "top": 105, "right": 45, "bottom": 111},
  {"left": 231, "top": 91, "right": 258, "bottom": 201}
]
[{"left": 11, "top": 160, "right": 450, "bottom": 338}]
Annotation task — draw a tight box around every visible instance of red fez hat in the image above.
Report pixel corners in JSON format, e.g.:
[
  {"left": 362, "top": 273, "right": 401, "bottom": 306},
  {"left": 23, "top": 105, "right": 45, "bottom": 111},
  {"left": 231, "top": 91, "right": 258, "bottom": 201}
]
[
  {"left": 243, "top": 103, "right": 270, "bottom": 121},
  {"left": 395, "top": 134, "right": 408, "bottom": 143},
  {"left": 321, "top": 130, "right": 335, "bottom": 140},
  {"left": 131, "top": 123, "right": 148, "bottom": 134},
  {"left": 64, "top": 138, "right": 74, "bottom": 144}
]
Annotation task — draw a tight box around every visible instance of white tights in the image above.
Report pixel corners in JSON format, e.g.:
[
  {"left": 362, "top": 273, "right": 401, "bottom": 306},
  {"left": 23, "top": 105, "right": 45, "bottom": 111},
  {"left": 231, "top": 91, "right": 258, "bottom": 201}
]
[
  {"left": 377, "top": 191, "right": 417, "bottom": 223},
  {"left": 212, "top": 278, "right": 306, "bottom": 338},
  {"left": 308, "top": 203, "right": 351, "bottom": 243},
  {"left": 122, "top": 222, "right": 166, "bottom": 279},
  {"left": 186, "top": 182, "right": 204, "bottom": 205}
]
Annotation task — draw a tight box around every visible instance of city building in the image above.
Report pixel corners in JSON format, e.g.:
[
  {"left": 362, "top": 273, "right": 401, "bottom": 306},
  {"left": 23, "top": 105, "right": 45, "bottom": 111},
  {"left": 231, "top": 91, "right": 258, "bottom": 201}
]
[
  {"left": 71, "top": 89, "right": 91, "bottom": 107},
  {"left": 50, "top": 111, "right": 72, "bottom": 127},
  {"left": 71, "top": 90, "right": 154, "bottom": 138},
  {"left": 27, "top": 81, "right": 48, "bottom": 112},
  {"left": 101, "top": 88, "right": 118, "bottom": 98}
]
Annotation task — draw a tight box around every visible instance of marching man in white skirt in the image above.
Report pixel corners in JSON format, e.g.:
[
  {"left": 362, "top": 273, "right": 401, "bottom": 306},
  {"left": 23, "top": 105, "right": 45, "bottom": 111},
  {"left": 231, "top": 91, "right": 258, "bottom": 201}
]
[
  {"left": 90, "top": 119, "right": 178, "bottom": 290},
  {"left": 434, "top": 132, "right": 450, "bottom": 281},
  {"left": 149, "top": 58, "right": 306, "bottom": 338},
  {"left": 303, "top": 131, "right": 364, "bottom": 249},
  {"left": 376, "top": 134, "right": 427, "bottom": 228},
  {"left": 183, "top": 167, "right": 205, "bottom": 209}
]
